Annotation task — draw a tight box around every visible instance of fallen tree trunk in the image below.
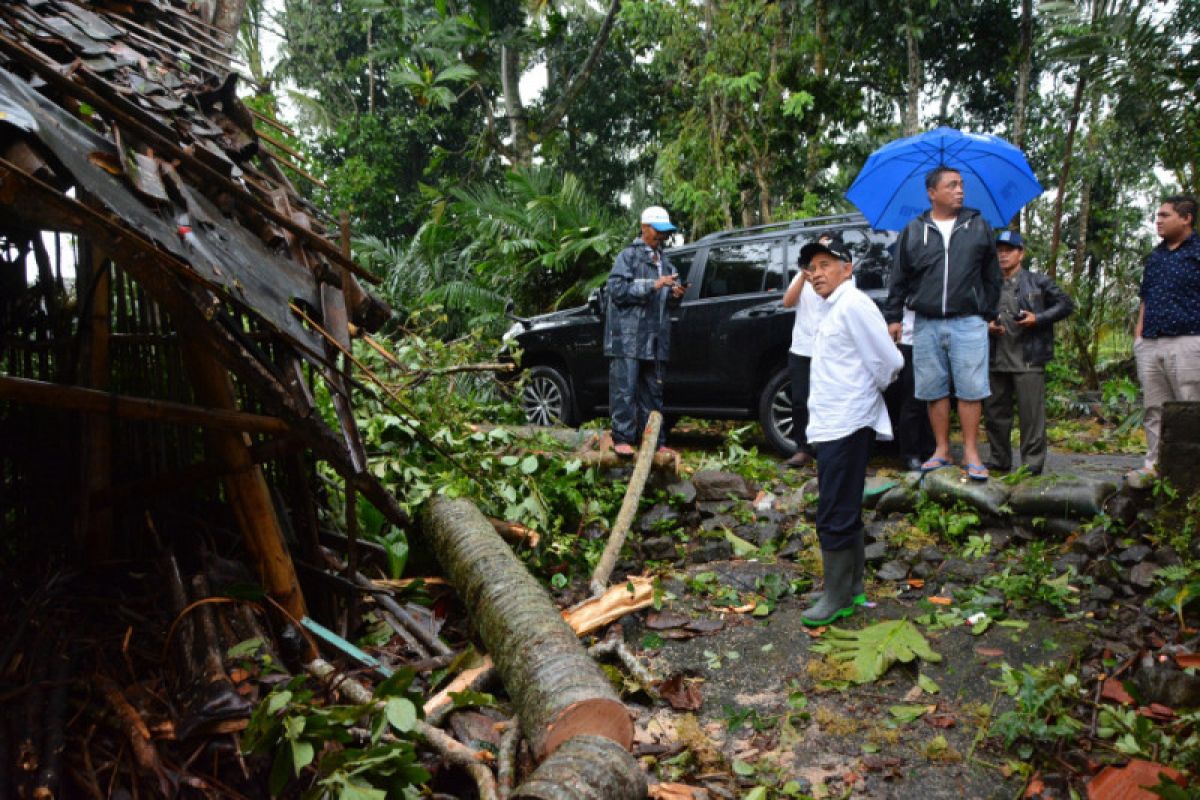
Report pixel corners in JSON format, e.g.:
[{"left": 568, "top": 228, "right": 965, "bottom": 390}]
[
  {"left": 423, "top": 497, "right": 633, "bottom": 760},
  {"left": 590, "top": 412, "right": 661, "bottom": 595},
  {"left": 512, "top": 735, "right": 646, "bottom": 800},
  {"left": 469, "top": 423, "right": 678, "bottom": 474}
]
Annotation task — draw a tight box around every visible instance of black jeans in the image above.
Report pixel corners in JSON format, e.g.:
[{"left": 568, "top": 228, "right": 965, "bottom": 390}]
[
  {"left": 788, "top": 352, "right": 814, "bottom": 455},
  {"left": 813, "top": 427, "right": 874, "bottom": 551},
  {"left": 895, "top": 344, "right": 935, "bottom": 462},
  {"left": 608, "top": 357, "right": 665, "bottom": 447}
]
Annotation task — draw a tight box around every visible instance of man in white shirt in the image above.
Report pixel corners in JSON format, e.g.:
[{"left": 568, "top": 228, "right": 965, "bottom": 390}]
[{"left": 799, "top": 240, "right": 904, "bottom": 626}]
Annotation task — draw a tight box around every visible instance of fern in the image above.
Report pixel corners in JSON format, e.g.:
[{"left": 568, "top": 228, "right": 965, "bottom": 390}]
[{"left": 810, "top": 619, "right": 942, "bottom": 684}]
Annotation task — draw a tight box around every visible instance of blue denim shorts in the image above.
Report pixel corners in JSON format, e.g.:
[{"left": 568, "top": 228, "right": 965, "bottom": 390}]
[{"left": 912, "top": 315, "right": 990, "bottom": 401}]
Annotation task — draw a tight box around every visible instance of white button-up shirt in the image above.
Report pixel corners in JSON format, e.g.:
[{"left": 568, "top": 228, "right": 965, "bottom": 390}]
[{"left": 806, "top": 281, "right": 905, "bottom": 444}]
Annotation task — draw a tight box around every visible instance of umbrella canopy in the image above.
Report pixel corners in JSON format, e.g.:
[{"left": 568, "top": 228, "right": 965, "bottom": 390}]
[{"left": 845, "top": 127, "right": 1042, "bottom": 231}]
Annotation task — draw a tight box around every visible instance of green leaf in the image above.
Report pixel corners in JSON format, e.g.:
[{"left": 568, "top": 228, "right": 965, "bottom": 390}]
[
  {"left": 723, "top": 530, "right": 757, "bottom": 557},
  {"left": 732, "top": 759, "right": 756, "bottom": 776},
  {"left": 520, "top": 455, "right": 538, "bottom": 474},
  {"left": 744, "top": 787, "right": 768, "bottom": 800},
  {"left": 434, "top": 63, "right": 477, "bottom": 84},
  {"left": 918, "top": 674, "right": 941, "bottom": 694},
  {"left": 385, "top": 697, "right": 417, "bottom": 732},
  {"left": 266, "top": 690, "right": 293, "bottom": 715},
  {"left": 811, "top": 619, "right": 942, "bottom": 684},
  {"left": 889, "top": 704, "right": 932, "bottom": 724},
  {"left": 227, "top": 637, "right": 264, "bottom": 659},
  {"left": 290, "top": 739, "right": 315, "bottom": 775},
  {"left": 449, "top": 689, "right": 497, "bottom": 709}
]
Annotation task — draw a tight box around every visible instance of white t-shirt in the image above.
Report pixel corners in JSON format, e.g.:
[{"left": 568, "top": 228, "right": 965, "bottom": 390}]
[
  {"left": 901, "top": 307, "right": 916, "bottom": 346},
  {"left": 934, "top": 217, "right": 955, "bottom": 246},
  {"left": 806, "top": 282, "right": 905, "bottom": 444}
]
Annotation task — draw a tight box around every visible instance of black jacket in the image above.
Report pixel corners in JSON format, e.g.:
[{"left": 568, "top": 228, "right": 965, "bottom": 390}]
[
  {"left": 883, "top": 208, "right": 1002, "bottom": 324},
  {"left": 989, "top": 268, "right": 1074, "bottom": 368}
]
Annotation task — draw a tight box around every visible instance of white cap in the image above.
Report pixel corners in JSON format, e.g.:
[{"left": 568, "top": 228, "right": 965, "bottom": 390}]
[{"left": 640, "top": 206, "right": 676, "bottom": 232}]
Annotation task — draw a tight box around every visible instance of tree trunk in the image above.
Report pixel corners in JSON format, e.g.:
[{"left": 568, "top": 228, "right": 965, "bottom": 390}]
[
  {"left": 536, "top": 0, "right": 623, "bottom": 141},
  {"left": 903, "top": 11, "right": 921, "bottom": 136},
  {"left": 212, "top": 0, "right": 250, "bottom": 38},
  {"left": 422, "top": 497, "right": 632, "bottom": 760},
  {"left": 802, "top": 0, "right": 828, "bottom": 193},
  {"left": 513, "top": 735, "right": 646, "bottom": 800},
  {"left": 1046, "top": 71, "right": 1087, "bottom": 281},
  {"left": 501, "top": 43, "right": 531, "bottom": 166},
  {"left": 1012, "top": 0, "right": 1033, "bottom": 153}
]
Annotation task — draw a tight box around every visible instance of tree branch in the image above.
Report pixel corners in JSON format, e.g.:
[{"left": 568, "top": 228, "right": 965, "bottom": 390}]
[{"left": 536, "top": 0, "right": 622, "bottom": 140}]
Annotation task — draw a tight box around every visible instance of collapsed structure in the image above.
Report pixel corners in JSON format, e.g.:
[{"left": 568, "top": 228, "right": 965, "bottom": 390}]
[{"left": 0, "top": 0, "right": 406, "bottom": 621}]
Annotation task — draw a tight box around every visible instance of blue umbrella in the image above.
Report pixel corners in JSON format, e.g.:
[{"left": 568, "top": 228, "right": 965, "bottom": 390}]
[{"left": 845, "top": 127, "right": 1042, "bottom": 231}]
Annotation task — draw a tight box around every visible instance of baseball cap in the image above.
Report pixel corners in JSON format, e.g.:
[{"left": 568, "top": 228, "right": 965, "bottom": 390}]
[
  {"left": 798, "top": 234, "right": 851, "bottom": 266},
  {"left": 640, "top": 206, "right": 677, "bottom": 232},
  {"left": 996, "top": 230, "right": 1025, "bottom": 249}
]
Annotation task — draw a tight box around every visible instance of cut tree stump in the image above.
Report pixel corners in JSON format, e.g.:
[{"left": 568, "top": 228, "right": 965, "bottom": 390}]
[
  {"left": 423, "top": 497, "right": 633, "bottom": 760},
  {"left": 512, "top": 734, "right": 646, "bottom": 800}
]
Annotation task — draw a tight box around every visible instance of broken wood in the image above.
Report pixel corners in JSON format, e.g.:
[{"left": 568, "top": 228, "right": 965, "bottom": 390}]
[
  {"left": 0, "top": 375, "right": 291, "bottom": 436},
  {"left": 512, "top": 735, "right": 646, "bottom": 800},
  {"left": 183, "top": 344, "right": 309, "bottom": 628},
  {"left": 423, "top": 497, "right": 633, "bottom": 759},
  {"left": 564, "top": 576, "right": 655, "bottom": 637},
  {"left": 590, "top": 412, "right": 662, "bottom": 595},
  {"left": 424, "top": 660, "right": 495, "bottom": 728},
  {"left": 95, "top": 675, "right": 170, "bottom": 794},
  {"left": 488, "top": 517, "right": 542, "bottom": 548}
]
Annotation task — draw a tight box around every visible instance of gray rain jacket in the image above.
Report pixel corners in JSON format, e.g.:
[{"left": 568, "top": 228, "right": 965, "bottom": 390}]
[{"left": 603, "top": 238, "right": 678, "bottom": 360}]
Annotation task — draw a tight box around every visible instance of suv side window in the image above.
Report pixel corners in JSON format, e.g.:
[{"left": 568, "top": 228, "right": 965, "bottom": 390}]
[
  {"left": 700, "top": 241, "right": 773, "bottom": 299},
  {"left": 669, "top": 249, "right": 698, "bottom": 285},
  {"left": 840, "top": 229, "right": 896, "bottom": 290}
]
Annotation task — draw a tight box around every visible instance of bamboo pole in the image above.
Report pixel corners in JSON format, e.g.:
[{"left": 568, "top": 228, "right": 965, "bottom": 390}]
[
  {"left": 78, "top": 243, "right": 113, "bottom": 561},
  {"left": 423, "top": 497, "right": 633, "bottom": 760},
  {"left": 182, "top": 343, "right": 309, "bottom": 627},
  {"left": 590, "top": 412, "right": 662, "bottom": 595},
  {"left": 0, "top": 375, "right": 291, "bottom": 435}
]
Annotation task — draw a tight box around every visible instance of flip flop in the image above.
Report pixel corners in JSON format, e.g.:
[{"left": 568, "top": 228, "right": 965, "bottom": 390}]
[
  {"left": 656, "top": 446, "right": 679, "bottom": 457},
  {"left": 919, "top": 456, "right": 954, "bottom": 473},
  {"left": 966, "top": 463, "right": 990, "bottom": 482},
  {"left": 613, "top": 443, "right": 635, "bottom": 457}
]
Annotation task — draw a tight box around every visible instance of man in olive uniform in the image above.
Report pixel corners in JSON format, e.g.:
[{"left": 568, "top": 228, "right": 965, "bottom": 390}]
[
  {"left": 983, "top": 230, "right": 1074, "bottom": 475},
  {"left": 604, "top": 206, "right": 686, "bottom": 455}
]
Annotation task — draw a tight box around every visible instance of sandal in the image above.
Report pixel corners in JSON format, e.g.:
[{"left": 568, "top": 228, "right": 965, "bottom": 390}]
[
  {"left": 965, "top": 463, "right": 990, "bottom": 482},
  {"left": 613, "top": 443, "right": 635, "bottom": 457},
  {"left": 920, "top": 456, "right": 954, "bottom": 473}
]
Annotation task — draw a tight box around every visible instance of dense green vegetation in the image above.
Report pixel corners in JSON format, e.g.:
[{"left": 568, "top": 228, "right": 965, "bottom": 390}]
[{"left": 240, "top": 0, "right": 1200, "bottom": 390}]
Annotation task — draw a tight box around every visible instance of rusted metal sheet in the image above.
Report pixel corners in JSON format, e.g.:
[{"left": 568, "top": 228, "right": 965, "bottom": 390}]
[{"left": 0, "top": 65, "right": 326, "bottom": 358}]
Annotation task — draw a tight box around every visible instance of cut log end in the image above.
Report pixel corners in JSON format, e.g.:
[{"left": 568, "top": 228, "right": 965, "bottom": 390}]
[
  {"left": 540, "top": 698, "right": 633, "bottom": 761},
  {"left": 513, "top": 734, "right": 646, "bottom": 800}
]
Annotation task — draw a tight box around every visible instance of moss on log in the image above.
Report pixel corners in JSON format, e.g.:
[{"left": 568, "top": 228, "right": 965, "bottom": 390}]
[
  {"left": 423, "top": 497, "right": 633, "bottom": 760},
  {"left": 512, "top": 735, "right": 646, "bottom": 800}
]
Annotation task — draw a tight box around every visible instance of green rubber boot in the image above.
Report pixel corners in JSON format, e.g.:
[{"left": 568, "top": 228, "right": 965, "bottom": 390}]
[
  {"left": 803, "top": 534, "right": 867, "bottom": 607},
  {"left": 801, "top": 548, "right": 857, "bottom": 626}
]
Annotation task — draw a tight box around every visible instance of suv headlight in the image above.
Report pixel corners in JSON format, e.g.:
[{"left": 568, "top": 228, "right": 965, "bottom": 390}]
[{"left": 501, "top": 321, "right": 524, "bottom": 343}]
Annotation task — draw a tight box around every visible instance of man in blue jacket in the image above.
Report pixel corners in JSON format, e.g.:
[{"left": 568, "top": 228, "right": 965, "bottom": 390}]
[
  {"left": 983, "top": 231, "right": 1074, "bottom": 475},
  {"left": 883, "top": 166, "right": 1002, "bottom": 481},
  {"left": 604, "top": 206, "right": 686, "bottom": 456}
]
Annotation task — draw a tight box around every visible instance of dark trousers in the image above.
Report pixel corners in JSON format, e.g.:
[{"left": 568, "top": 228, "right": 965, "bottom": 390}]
[
  {"left": 609, "top": 357, "right": 665, "bottom": 447},
  {"left": 983, "top": 370, "right": 1047, "bottom": 473},
  {"left": 788, "top": 353, "right": 814, "bottom": 455},
  {"left": 813, "top": 427, "right": 874, "bottom": 551},
  {"left": 895, "top": 344, "right": 935, "bottom": 462}
]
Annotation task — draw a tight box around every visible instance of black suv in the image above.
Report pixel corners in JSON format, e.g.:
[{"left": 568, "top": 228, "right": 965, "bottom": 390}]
[{"left": 501, "top": 213, "right": 898, "bottom": 454}]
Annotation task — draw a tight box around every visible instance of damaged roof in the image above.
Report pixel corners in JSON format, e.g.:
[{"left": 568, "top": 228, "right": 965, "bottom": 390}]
[{"left": 0, "top": 0, "right": 392, "bottom": 473}]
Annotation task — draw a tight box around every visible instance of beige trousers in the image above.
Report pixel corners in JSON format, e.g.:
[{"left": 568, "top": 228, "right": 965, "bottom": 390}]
[{"left": 1135, "top": 335, "right": 1200, "bottom": 469}]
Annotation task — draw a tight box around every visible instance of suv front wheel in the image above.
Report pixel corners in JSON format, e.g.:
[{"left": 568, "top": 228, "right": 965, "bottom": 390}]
[
  {"left": 758, "top": 365, "right": 798, "bottom": 456},
  {"left": 520, "top": 365, "right": 577, "bottom": 426}
]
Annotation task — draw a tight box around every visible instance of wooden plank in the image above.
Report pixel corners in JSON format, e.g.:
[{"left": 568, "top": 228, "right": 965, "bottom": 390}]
[{"left": 0, "top": 375, "right": 291, "bottom": 435}]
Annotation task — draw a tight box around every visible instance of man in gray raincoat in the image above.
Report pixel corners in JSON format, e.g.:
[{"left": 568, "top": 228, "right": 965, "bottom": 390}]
[{"left": 604, "top": 206, "right": 686, "bottom": 456}]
